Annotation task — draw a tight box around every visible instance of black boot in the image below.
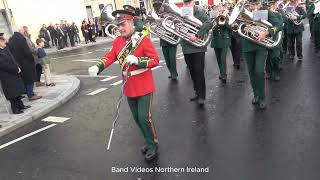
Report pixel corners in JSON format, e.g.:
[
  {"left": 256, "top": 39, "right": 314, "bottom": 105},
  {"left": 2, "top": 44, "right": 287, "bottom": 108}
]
[
  {"left": 252, "top": 96, "right": 259, "bottom": 104},
  {"left": 141, "top": 144, "right": 148, "bottom": 155},
  {"left": 189, "top": 96, "right": 199, "bottom": 101},
  {"left": 145, "top": 145, "right": 158, "bottom": 162}
]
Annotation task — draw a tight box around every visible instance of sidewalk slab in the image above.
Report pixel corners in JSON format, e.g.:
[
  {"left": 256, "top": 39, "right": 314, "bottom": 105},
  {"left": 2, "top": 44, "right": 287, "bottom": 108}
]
[{"left": 0, "top": 75, "right": 80, "bottom": 138}]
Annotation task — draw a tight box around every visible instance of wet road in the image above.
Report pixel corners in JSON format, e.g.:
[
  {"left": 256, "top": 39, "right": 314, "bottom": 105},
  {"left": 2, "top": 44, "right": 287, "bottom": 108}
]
[{"left": 0, "top": 29, "right": 320, "bottom": 180}]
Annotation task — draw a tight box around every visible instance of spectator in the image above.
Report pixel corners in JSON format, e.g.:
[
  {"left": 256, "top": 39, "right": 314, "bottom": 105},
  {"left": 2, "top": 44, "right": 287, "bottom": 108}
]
[
  {"left": 39, "top": 24, "right": 51, "bottom": 48},
  {"left": 88, "top": 19, "right": 96, "bottom": 42},
  {"left": 81, "top": 20, "right": 89, "bottom": 44},
  {"left": 0, "top": 33, "right": 31, "bottom": 114},
  {"left": 71, "top": 22, "right": 81, "bottom": 44},
  {"left": 8, "top": 27, "right": 42, "bottom": 101},
  {"left": 22, "top": 26, "right": 45, "bottom": 87},
  {"left": 56, "top": 24, "right": 65, "bottom": 49},
  {"left": 66, "top": 23, "right": 75, "bottom": 47},
  {"left": 47, "top": 23, "right": 58, "bottom": 47},
  {"left": 61, "top": 20, "right": 69, "bottom": 47},
  {"left": 36, "top": 38, "right": 55, "bottom": 87}
]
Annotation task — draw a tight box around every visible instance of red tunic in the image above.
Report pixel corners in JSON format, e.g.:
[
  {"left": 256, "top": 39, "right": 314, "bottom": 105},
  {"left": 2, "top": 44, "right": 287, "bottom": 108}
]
[{"left": 99, "top": 36, "right": 159, "bottom": 97}]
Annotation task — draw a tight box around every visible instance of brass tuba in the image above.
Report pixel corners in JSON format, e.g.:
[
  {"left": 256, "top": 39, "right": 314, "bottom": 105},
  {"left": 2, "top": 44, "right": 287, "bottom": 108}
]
[
  {"left": 284, "top": 5, "right": 303, "bottom": 25},
  {"left": 146, "top": 11, "right": 181, "bottom": 45},
  {"left": 159, "top": 0, "right": 212, "bottom": 48},
  {"left": 228, "top": 0, "right": 282, "bottom": 48},
  {"left": 101, "top": 4, "right": 121, "bottom": 39}
]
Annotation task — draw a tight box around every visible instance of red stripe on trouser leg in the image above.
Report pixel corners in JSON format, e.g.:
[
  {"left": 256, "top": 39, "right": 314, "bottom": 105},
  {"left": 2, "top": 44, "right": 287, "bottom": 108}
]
[{"left": 148, "top": 93, "right": 158, "bottom": 144}]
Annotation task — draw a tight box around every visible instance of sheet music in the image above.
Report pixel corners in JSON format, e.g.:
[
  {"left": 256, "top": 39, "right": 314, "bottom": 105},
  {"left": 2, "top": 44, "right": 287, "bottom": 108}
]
[
  {"left": 181, "top": 7, "right": 194, "bottom": 16},
  {"left": 315, "top": 1, "right": 320, "bottom": 14},
  {"left": 253, "top": 10, "right": 268, "bottom": 21}
]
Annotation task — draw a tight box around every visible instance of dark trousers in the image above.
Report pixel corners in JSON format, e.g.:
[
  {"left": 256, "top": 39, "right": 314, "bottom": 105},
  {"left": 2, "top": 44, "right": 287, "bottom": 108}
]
[
  {"left": 63, "top": 35, "right": 69, "bottom": 47},
  {"left": 75, "top": 33, "right": 81, "bottom": 43},
  {"left": 314, "top": 31, "right": 320, "bottom": 49},
  {"left": 288, "top": 32, "right": 303, "bottom": 58},
  {"left": 282, "top": 30, "right": 288, "bottom": 54},
  {"left": 52, "top": 37, "right": 58, "bottom": 47},
  {"left": 230, "top": 34, "right": 241, "bottom": 65},
  {"left": 25, "top": 83, "right": 35, "bottom": 98},
  {"left": 184, "top": 52, "right": 206, "bottom": 99},
  {"left": 244, "top": 50, "right": 268, "bottom": 99},
  {"left": 35, "top": 63, "right": 42, "bottom": 82},
  {"left": 162, "top": 45, "right": 178, "bottom": 78},
  {"left": 266, "top": 48, "right": 281, "bottom": 78},
  {"left": 9, "top": 96, "right": 24, "bottom": 112},
  {"left": 69, "top": 34, "right": 75, "bottom": 47},
  {"left": 214, "top": 48, "right": 228, "bottom": 79},
  {"left": 127, "top": 93, "right": 158, "bottom": 149}
]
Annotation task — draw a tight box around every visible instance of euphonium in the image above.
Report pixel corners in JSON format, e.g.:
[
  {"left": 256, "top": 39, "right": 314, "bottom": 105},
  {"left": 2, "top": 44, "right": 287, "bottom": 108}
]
[
  {"left": 159, "top": 0, "right": 212, "bottom": 48},
  {"left": 228, "top": 0, "right": 282, "bottom": 48},
  {"left": 146, "top": 11, "right": 181, "bottom": 45},
  {"left": 284, "top": 6, "right": 303, "bottom": 25},
  {"left": 101, "top": 4, "right": 121, "bottom": 39}
]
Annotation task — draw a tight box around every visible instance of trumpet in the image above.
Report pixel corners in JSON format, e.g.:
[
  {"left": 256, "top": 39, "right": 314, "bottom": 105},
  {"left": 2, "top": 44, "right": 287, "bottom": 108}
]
[
  {"left": 146, "top": 11, "right": 181, "bottom": 45},
  {"left": 100, "top": 4, "right": 121, "bottom": 39},
  {"left": 159, "top": 0, "right": 212, "bottom": 48},
  {"left": 228, "top": 0, "right": 282, "bottom": 48}
]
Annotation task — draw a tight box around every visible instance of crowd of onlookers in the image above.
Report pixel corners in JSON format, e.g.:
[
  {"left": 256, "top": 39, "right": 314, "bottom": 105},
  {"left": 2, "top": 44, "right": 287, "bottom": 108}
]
[
  {"left": 0, "top": 26, "right": 55, "bottom": 118},
  {"left": 39, "top": 18, "right": 107, "bottom": 50}
]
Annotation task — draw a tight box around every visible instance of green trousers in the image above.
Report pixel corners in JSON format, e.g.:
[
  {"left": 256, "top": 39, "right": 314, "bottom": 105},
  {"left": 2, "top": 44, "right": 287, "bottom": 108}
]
[
  {"left": 127, "top": 93, "right": 158, "bottom": 149},
  {"left": 214, "top": 48, "right": 228, "bottom": 79},
  {"left": 244, "top": 50, "right": 268, "bottom": 99},
  {"left": 162, "top": 46, "right": 178, "bottom": 78},
  {"left": 266, "top": 48, "right": 281, "bottom": 78},
  {"left": 314, "top": 31, "right": 320, "bottom": 49}
]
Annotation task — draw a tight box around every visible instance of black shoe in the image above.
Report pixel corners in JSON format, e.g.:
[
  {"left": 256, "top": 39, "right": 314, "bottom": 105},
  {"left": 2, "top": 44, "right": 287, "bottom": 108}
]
[
  {"left": 259, "top": 98, "right": 267, "bottom": 109},
  {"left": 298, "top": 57, "right": 303, "bottom": 61},
  {"left": 171, "top": 76, "right": 177, "bottom": 81},
  {"left": 145, "top": 145, "right": 158, "bottom": 162},
  {"left": 13, "top": 109, "right": 24, "bottom": 114},
  {"left": 141, "top": 144, "right": 148, "bottom": 155},
  {"left": 219, "top": 76, "right": 227, "bottom": 83},
  {"left": 189, "top": 96, "right": 199, "bottom": 101},
  {"left": 168, "top": 76, "right": 172, "bottom": 79},
  {"left": 252, "top": 96, "right": 259, "bottom": 104},
  {"left": 20, "top": 105, "right": 31, "bottom": 110},
  {"left": 197, "top": 98, "right": 205, "bottom": 106}
]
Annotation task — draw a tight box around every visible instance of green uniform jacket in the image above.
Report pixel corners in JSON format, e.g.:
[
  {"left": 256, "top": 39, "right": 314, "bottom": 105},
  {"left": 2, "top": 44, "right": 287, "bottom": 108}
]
[
  {"left": 210, "top": 24, "right": 231, "bottom": 48},
  {"left": 134, "top": 17, "right": 144, "bottom": 32},
  {"left": 242, "top": 10, "right": 283, "bottom": 52},
  {"left": 286, "top": 7, "right": 306, "bottom": 34},
  {"left": 180, "top": 6, "right": 213, "bottom": 54},
  {"left": 309, "top": 4, "right": 320, "bottom": 31}
]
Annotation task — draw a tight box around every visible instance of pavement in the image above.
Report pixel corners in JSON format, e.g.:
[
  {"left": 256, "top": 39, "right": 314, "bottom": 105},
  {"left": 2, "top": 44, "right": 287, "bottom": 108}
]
[
  {"left": 45, "top": 37, "right": 113, "bottom": 55},
  {"left": 0, "top": 75, "right": 80, "bottom": 138}
]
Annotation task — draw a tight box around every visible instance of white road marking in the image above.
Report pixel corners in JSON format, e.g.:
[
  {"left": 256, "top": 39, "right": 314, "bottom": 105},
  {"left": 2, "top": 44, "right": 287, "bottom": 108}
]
[
  {"left": 0, "top": 124, "right": 57, "bottom": 150},
  {"left": 42, "top": 116, "right": 70, "bottom": 123},
  {"left": 72, "top": 75, "right": 112, "bottom": 78},
  {"left": 72, "top": 59, "right": 99, "bottom": 63},
  {"left": 87, "top": 88, "right": 108, "bottom": 95},
  {"left": 152, "top": 65, "right": 162, "bottom": 71},
  {"left": 100, "top": 76, "right": 118, "bottom": 82},
  {"left": 110, "top": 80, "right": 123, "bottom": 86},
  {"left": 177, "top": 56, "right": 184, "bottom": 60},
  {"left": 95, "top": 48, "right": 110, "bottom": 52},
  {"left": 51, "top": 52, "right": 94, "bottom": 60}
]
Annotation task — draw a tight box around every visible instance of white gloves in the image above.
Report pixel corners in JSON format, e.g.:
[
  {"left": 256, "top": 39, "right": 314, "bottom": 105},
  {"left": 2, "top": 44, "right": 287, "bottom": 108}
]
[
  {"left": 17, "top": 67, "right": 21, "bottom": 73},
  {"left": 88, "top": 65, "right": 99, "bottom": 76},
  {"left": 126, "top": 55, "right": 139, "bottom": 65}
]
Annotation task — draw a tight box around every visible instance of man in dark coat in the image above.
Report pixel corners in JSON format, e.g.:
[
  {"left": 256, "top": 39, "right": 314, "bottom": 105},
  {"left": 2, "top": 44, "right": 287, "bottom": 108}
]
[
  {"left": 47, "top": 23, "right": 58, "bottom": 47},
  {"left": 8, "top": 28, "right": 42, "bottom": 101},
  {"left": 0, "top": 33, "right": 31, "bottom": 114}
]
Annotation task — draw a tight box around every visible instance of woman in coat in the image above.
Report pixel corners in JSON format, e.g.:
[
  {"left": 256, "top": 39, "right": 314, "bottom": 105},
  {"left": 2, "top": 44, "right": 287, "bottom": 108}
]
[{"left": 0, "top": 33, "right": 30, "bottom": 114}]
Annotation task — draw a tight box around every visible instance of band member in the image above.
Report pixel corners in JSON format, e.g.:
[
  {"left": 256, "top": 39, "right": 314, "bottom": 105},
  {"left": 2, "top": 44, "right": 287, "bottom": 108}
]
[
  {"left": 308, "top": 0, "right": 320, "bottom": 53},
  {"left": 307, "top": 0, "right": 315, "bottom": 40},
  {"left": 123, "top": 5, "right": 144, "bottom": 32},
  {"left": 279, "top": 0, "right": 289, "bottom": 63},
  {"left": 266, "top": 0, "right": 284, "bottom": 81},
  {"left": 181, "top": 0, "right": 213, "bottom": 106},
  {"left": 160, "top": 39, "right": 178, "bottom": 80},
  {"left": 242, "top": 0, "right": 282, "bottom": 109},
  {"left": 286, "top": 0, "right": 306, "bottom": 61},
  {"left": 211, "top": 5, "right": 231, "bottom": 83},
  {"left": 88, "top": 10, "right": 159, "bottom": 162}
]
